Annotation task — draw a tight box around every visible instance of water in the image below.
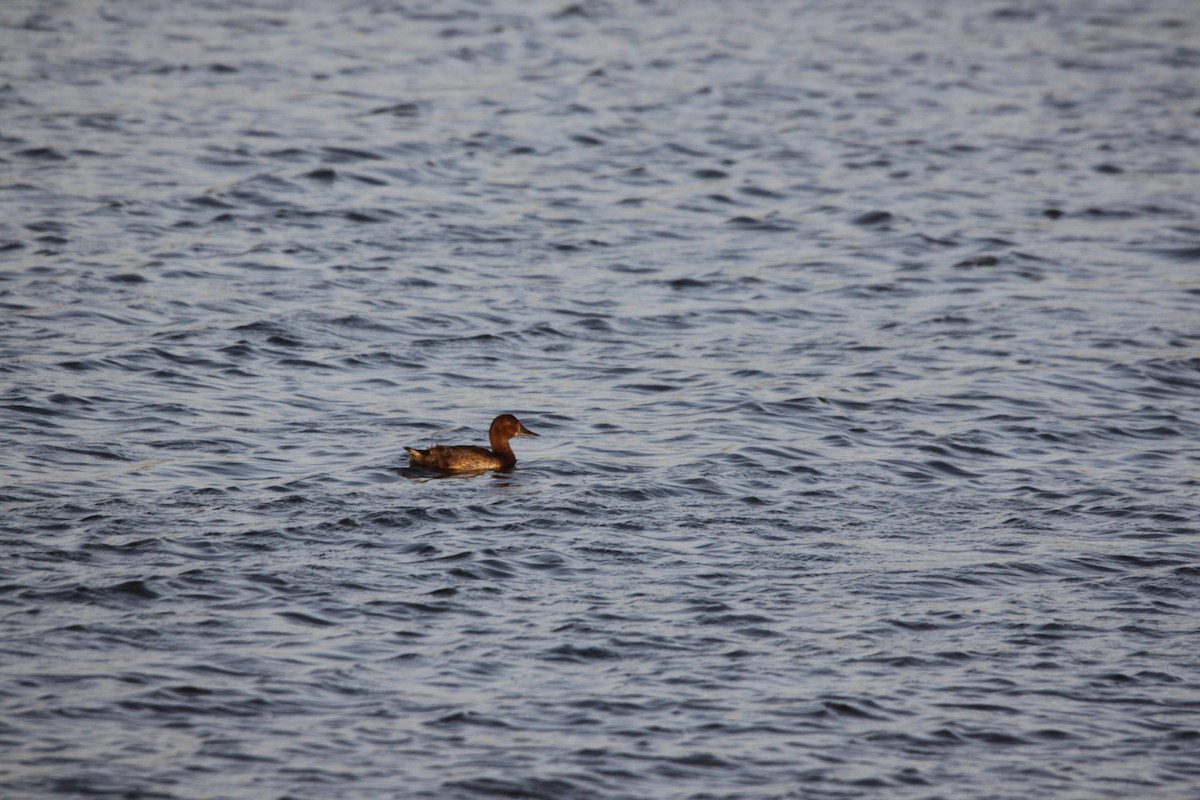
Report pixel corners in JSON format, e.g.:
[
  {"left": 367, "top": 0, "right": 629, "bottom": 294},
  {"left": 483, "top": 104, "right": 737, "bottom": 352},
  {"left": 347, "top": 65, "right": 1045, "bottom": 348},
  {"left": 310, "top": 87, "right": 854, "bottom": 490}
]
[{"left": 2, "top": 1, "right": 1199, "bottom": 797}]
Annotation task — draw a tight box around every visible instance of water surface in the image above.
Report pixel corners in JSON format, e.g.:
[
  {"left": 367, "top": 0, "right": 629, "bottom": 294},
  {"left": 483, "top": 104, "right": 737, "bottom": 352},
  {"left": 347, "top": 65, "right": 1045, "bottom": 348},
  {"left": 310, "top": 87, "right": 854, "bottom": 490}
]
[{"left": 2, "top": 1, "right": 1199, "bottom": 798}]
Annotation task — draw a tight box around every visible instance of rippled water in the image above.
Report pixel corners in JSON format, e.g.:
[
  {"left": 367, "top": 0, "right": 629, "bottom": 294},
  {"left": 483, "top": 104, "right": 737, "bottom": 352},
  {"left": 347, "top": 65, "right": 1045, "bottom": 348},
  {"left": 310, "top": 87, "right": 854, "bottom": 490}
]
[{"left": 3, "top": 1, "right": 1199, "bottom": 797}]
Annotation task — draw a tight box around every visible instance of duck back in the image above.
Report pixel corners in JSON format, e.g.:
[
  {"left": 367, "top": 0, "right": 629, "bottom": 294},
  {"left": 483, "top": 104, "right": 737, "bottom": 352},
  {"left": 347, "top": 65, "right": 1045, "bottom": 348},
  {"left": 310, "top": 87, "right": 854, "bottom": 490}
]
[{"left": 405, "top": 444, "right": 508, "bottom": 472}]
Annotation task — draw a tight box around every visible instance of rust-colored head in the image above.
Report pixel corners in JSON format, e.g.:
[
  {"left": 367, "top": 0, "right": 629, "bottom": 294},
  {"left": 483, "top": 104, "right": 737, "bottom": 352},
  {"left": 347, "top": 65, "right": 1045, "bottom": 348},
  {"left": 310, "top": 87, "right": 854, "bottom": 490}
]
[{"left": 490, "top": 414, "right": 539, "bottom": 443}]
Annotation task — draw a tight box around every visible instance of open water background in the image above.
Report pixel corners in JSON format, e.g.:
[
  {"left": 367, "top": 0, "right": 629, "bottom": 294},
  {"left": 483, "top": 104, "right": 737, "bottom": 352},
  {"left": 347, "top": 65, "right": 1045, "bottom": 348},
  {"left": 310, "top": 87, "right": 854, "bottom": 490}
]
[{"left": 2, "top": 1, "right": 1199, "bottom": 798}]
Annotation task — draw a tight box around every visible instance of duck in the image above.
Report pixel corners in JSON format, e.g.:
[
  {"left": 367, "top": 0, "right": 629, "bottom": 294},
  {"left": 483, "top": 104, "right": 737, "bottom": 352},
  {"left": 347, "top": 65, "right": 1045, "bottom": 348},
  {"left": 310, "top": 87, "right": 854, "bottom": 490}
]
[{"left": 405, "top": 414, "right": 539, "bottom": 472}]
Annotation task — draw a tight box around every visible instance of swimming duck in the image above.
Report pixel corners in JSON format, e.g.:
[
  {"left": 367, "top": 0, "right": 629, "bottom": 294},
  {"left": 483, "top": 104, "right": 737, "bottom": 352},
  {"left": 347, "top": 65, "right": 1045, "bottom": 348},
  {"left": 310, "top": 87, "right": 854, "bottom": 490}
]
[{"left": 405, "top": 414, "right": 539, "bottom": 472}]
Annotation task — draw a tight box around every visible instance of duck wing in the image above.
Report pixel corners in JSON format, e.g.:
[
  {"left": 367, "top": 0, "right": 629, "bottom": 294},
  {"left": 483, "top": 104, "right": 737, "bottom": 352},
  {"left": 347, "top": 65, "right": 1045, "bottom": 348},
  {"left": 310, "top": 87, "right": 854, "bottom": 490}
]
[{"left": 406, "top": 444, "right": 503, "bottom": 472}]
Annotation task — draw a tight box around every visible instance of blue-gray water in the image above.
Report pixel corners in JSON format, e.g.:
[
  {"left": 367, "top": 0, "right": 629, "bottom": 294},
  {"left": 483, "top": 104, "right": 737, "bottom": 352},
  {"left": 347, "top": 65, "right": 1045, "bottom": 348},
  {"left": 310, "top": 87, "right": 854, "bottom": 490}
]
[{"left": 2, "top": 1, "right": 1199, "bottom": 798}]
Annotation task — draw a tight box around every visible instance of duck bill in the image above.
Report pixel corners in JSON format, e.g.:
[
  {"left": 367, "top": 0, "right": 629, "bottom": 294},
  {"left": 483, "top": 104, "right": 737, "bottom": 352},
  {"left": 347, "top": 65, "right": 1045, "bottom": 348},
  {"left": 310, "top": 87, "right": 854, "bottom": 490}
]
[{"left": 515, "top": 423, "right": 539, "bottom": 438}]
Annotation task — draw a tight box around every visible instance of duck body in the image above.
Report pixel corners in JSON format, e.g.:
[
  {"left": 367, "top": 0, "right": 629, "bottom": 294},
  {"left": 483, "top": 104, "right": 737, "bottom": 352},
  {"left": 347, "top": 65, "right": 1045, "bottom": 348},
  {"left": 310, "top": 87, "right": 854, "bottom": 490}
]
[{"left": 406, "top": 414, "right": 539, "bottom": 473}]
